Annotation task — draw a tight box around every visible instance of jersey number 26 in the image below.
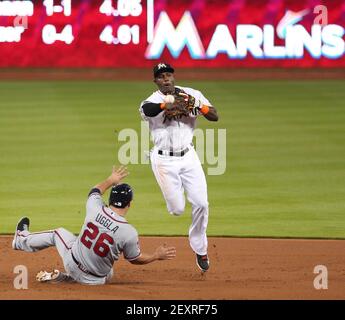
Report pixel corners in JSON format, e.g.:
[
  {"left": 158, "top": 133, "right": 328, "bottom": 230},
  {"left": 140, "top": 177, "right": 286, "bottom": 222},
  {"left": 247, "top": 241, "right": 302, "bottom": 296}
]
[{"left": 80, "top": 222, "right": 114, "bottom": 257}]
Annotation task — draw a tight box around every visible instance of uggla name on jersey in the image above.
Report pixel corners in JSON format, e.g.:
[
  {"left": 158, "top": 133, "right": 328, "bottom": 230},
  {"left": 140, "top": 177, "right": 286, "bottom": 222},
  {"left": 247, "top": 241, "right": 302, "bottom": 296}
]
[{"left": 95, "top": 213, "right": 119, "bottom": 234}]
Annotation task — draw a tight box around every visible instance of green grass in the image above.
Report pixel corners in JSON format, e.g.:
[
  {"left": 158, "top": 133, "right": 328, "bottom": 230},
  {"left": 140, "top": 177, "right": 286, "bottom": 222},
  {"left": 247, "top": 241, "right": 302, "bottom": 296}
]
[{"left": 1, "top": 80, "right": 345, "bottom": 238}]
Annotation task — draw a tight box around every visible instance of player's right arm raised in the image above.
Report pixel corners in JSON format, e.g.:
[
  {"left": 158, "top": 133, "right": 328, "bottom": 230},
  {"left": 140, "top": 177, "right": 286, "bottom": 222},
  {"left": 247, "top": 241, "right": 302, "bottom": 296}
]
[{"left": 93, "top": 166, "right": 128, "bottom": 195}]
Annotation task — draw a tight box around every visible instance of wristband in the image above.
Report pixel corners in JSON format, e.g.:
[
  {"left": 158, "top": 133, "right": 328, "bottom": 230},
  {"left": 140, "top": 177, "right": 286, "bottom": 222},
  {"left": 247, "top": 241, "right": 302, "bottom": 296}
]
[{"left": 200, "top": 105, "right": 210, "bottom": 115}]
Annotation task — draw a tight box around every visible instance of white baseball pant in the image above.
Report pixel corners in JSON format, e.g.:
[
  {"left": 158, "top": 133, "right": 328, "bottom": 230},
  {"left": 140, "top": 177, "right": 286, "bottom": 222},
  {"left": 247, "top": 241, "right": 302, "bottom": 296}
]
[{"left": 150, "top": 146, "right": 209, "bottom": 255}]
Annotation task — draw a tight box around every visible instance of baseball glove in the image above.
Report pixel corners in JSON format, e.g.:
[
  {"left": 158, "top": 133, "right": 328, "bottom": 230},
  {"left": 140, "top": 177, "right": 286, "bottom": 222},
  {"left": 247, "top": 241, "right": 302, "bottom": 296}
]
[{"left": 163, "top": 88, "right": 195, "bottom": 123}]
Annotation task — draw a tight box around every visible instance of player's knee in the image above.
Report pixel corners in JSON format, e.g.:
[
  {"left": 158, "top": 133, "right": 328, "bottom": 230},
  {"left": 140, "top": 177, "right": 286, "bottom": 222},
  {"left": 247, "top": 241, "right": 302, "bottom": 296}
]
[
  {"left": 169, "top": 205, "right": 185, "bottom": 216},
  {"left": 55, "top": 227, "right": 66, "bottom": 234},
  {"left": 54, "top": 227, "right": 70, "bottom": 241},
  {"left": 170, "top": 211, "right": 183, "bottom": 216},
  {"left": 166, "top": 198, "right": 185, "bottom": 216}
]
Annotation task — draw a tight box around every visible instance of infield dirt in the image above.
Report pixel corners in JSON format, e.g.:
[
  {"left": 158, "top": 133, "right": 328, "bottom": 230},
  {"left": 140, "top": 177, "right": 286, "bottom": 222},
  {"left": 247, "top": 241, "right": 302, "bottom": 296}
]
[{"left": 1, "top": 236, "right": 344, "bottom": 300}]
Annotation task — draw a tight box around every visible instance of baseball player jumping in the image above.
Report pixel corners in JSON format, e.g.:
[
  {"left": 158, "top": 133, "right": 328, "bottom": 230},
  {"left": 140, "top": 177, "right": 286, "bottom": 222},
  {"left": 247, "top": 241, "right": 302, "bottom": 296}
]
[
  {"left": 139, "top": 63, "right": 219, "bottom": 272},
  {"left": 12, "top": 166, "right": 176, "bottom": 285}
]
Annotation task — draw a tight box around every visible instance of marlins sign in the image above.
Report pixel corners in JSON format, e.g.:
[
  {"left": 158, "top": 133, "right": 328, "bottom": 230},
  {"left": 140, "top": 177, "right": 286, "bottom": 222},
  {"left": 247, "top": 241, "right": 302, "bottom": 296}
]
[{"left": 146, "top": 10, "right": 345, "bottom": 60}]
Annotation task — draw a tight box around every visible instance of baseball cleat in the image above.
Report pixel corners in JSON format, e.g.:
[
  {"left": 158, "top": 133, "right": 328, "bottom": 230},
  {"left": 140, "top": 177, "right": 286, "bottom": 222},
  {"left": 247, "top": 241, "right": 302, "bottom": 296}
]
[
  {"left": 12, "top": 217, "right": 30, "bottom": 250},
  {"left": 36, "top": 270, "right": 61, "bottom": 283},
  {"left": 196, "top": 254, "right": 210, "bottom": 272}
]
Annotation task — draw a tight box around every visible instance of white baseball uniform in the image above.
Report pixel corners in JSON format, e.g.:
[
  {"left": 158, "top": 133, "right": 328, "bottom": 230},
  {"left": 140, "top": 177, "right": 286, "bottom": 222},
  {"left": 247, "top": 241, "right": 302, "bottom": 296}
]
[
  {"left": 14, "top": 189, "right": 141, "bottom": 285},
  {"left": 139, "top": 86, "right": 211, "bottom": 256}
]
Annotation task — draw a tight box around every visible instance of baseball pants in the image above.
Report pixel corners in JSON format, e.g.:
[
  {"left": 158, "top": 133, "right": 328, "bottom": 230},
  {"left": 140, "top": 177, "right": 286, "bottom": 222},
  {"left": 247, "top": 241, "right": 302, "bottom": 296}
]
[
  {"left": 150, "top": 146, "right": 209, "bottom": 256},
  {"left": 14, "top": 228, "right": 113, "bottom": 285}
]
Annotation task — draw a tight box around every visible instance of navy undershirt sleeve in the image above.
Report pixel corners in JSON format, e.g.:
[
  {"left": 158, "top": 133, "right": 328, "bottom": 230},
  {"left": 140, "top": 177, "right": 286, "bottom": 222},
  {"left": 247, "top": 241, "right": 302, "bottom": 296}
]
[{"left": 88, "top": 188, "right": 101, "bottom": 197}]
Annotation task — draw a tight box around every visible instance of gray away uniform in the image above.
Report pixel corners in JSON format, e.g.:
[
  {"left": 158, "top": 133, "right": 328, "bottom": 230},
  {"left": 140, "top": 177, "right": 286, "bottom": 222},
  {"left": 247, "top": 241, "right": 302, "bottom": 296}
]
[{"left": 15, "top": 189, "right": 141, "bottom": 285}]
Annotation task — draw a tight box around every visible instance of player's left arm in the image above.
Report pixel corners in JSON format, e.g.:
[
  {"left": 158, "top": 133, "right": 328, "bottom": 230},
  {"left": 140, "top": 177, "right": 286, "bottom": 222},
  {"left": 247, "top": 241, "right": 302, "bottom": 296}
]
[
  {"left": 129, "top": 244, "right": 176, "bottom": 265},
  {"left": 123, "top": 232, "right": 176, "bottom": 265},
  {"left": 192, "top": 90, "right": 219, "bottom": 122}
]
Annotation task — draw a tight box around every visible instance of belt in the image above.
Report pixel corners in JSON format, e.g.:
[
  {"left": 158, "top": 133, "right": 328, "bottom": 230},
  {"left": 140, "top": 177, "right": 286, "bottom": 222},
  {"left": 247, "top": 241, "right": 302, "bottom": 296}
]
[
  {"left": 158, "top": 143, "right": 193, "bottom": 157},
  {"left": 71, "top": 252, "right": 106, "bottom": 278}
]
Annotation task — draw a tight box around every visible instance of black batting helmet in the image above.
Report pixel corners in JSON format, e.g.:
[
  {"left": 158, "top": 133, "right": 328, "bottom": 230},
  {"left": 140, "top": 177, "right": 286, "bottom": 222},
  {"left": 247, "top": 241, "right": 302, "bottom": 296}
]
[{"left": 109, "top": 183, "right": 133, "bottom": 208}]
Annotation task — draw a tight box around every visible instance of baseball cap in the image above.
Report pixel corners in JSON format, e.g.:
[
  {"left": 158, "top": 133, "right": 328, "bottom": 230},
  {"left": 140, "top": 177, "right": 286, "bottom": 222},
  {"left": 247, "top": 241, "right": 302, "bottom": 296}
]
[{"left": 153, "top": 63, "right": 174, "bottom": 78}]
